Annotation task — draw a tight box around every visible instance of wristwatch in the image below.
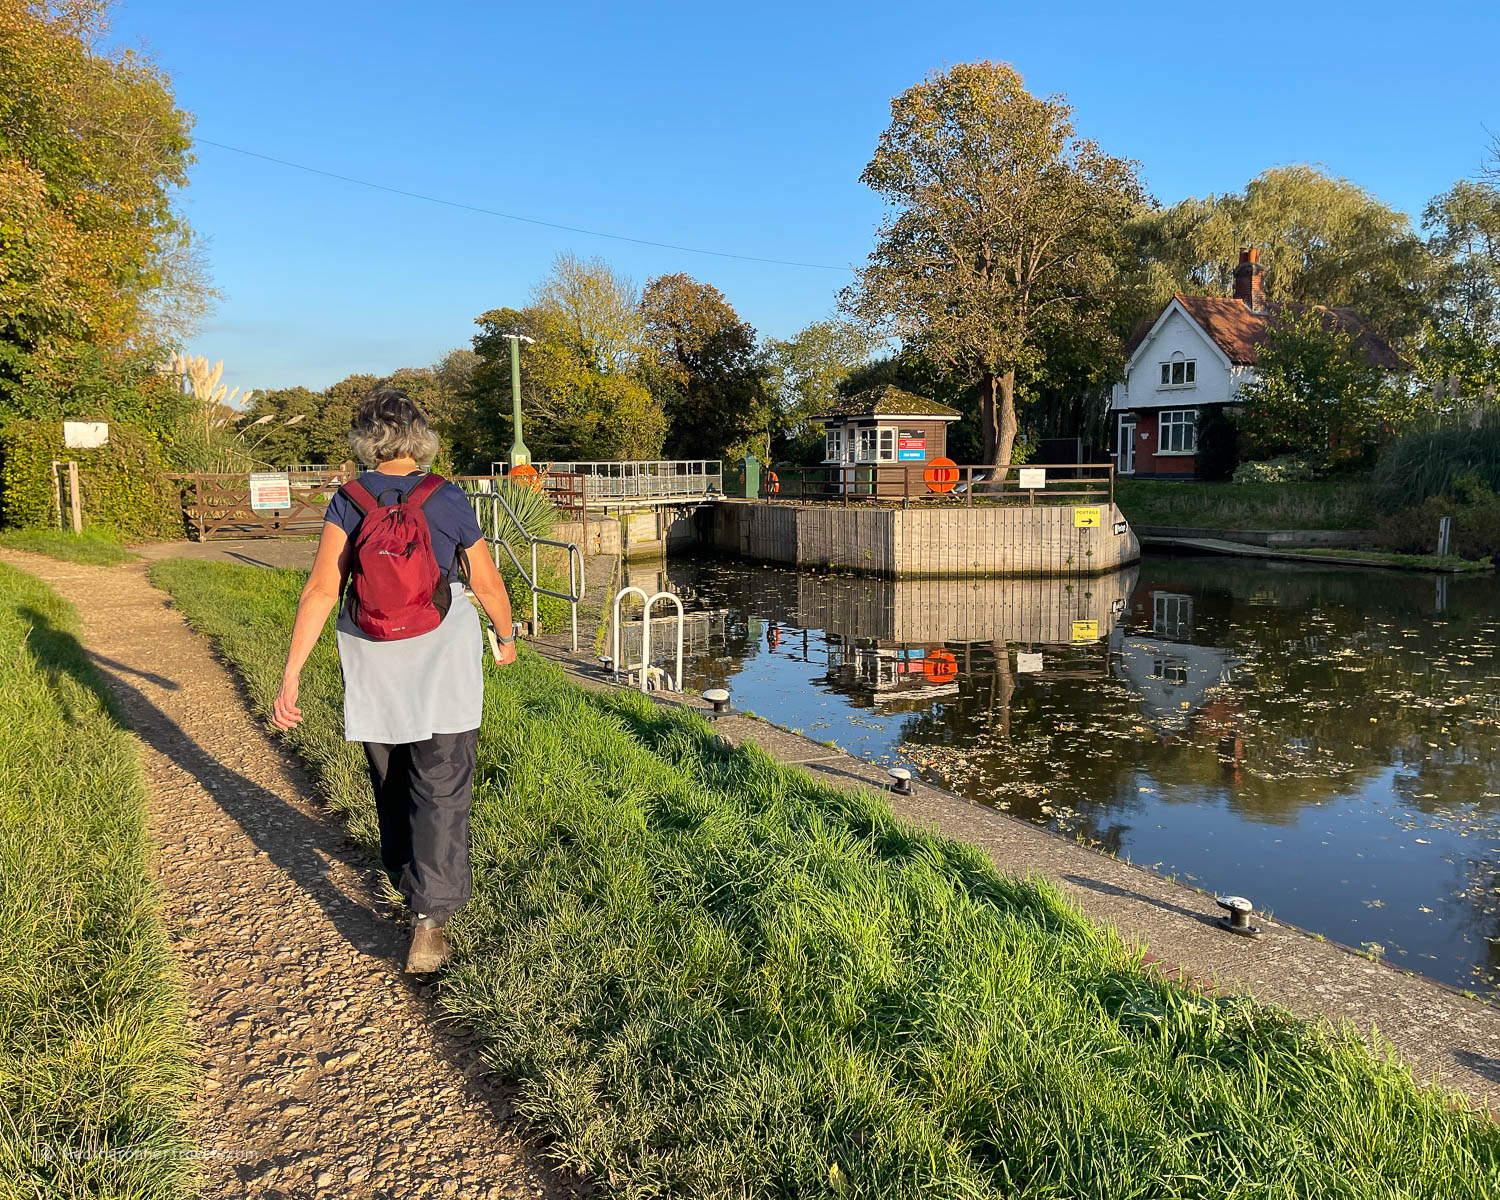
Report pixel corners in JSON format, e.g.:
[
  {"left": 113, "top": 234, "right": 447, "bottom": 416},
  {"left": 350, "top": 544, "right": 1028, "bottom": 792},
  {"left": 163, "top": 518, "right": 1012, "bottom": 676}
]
[{"left": 495, "top": 633, "right": 516, "bottom": 645}]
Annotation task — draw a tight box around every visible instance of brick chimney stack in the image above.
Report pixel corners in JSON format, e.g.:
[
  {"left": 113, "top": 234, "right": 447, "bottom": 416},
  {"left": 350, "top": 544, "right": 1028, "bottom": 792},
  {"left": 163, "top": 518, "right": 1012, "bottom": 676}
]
[{"left": 1233, "top": 247, "right": 1266, "bottom": 311}]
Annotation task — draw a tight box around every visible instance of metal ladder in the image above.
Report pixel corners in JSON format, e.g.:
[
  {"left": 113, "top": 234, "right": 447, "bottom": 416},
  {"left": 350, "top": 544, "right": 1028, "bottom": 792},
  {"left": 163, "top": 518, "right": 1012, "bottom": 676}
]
[
  {"left": 609, "top": 586, "right": 684, "bottom": 693},
  {"left": 467, "top": 487, "right": 586, "bottom": 652}
]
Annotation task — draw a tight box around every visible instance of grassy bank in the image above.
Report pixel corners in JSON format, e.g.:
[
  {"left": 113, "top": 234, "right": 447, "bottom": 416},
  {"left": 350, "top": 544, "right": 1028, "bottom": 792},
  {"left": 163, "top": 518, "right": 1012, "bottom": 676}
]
[
  {"left": 1116, "top": 476, "right": 1372, "bottom": 530},
  {"left": 0, "top": 526, "right": 140, "bottom": 564},
  {"left": 152, "top": 558, "right": 1500, "bottom": 1200},
  {"left": 0, "top": 564, "right": 193, "bottom": 1197}
]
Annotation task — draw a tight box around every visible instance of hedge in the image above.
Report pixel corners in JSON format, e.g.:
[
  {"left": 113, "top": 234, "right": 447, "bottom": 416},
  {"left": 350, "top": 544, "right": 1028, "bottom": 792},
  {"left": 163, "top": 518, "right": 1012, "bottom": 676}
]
[{"left": 0, "top": 420, "right": 183, "bottom": 540}]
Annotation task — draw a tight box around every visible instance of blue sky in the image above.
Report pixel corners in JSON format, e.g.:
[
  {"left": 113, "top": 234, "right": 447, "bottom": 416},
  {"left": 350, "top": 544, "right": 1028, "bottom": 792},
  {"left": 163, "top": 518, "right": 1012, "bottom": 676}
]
[{"left": 108, "top": 0, "right": 1499, "bottom": 397}]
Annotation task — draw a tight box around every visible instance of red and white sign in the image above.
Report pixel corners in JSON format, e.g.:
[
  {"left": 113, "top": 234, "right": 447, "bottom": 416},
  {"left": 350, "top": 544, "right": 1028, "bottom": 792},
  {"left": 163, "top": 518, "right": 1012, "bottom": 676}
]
[
  {"left": 248, "top": 472, "right": 292, "bottom": 511},
  {"left": 897, "top": 437, "right": 926, "bottom": 450}
]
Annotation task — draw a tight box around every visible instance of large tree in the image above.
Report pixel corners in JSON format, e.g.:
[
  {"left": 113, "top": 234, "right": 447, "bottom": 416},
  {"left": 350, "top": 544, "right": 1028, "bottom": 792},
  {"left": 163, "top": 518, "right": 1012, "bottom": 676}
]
[
  {"left": 0, "top": 0, "right": 206, "bottom": 421},
  {"left": 842, "top": 62, "right": 1143, "bottom": 467},
  {"left": 1129, "top": 166, "right": 1435, "bottom": 346},
  {"left": 1421, "top": 179, "right": 1500, "bottom": 397},
  {"left": 764, "top": 317, "right": 878, "bottom": 439},
  {"left": 639, "top": 272, "right": 770, "bottom": 460}
]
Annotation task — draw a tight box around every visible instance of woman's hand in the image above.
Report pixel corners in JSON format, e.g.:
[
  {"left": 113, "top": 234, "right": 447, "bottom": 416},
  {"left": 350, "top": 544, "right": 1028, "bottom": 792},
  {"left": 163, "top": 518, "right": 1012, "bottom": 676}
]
[
  {"left": 273, "top": 673, "right": 303, "bottom": 729},
  {"left": 487, "top": 625, "right": 518, "bottom": 668}
]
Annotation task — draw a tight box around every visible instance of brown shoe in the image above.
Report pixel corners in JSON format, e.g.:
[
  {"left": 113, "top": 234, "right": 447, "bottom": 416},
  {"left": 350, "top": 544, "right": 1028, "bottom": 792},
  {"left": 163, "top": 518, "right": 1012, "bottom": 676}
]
[{"left": 405, "top": 917, "right": 452, "bottom": 974}]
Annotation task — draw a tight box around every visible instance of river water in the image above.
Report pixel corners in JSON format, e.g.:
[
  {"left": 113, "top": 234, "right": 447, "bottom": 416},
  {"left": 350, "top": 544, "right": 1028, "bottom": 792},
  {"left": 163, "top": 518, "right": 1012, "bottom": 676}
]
[{"left": 619, "top": 554, "right": 1500, "bottom": 997}]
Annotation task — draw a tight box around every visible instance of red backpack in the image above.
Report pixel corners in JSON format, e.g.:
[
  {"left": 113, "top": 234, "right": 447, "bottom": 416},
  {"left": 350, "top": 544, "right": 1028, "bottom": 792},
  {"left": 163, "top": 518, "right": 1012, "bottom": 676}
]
[{"left": 339, "top": 474, "right": 457, "bottom": 641}]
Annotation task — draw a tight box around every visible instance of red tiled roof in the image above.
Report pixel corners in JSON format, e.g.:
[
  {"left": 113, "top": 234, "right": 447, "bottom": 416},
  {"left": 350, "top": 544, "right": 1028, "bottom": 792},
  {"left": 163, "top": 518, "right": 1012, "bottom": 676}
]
[{"left": 1130, "top": 296, "right": 1401, "bottom": 370}]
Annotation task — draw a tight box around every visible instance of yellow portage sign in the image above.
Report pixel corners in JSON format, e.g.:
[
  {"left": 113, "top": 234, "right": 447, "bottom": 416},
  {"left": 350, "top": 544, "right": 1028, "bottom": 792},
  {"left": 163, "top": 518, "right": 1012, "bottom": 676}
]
[
  {"left": 1073, "top": 505, "right": 1101, "bottom": 529},
  {"left": 1071, "top": 620, "right": 1099, "bottom": 643}
]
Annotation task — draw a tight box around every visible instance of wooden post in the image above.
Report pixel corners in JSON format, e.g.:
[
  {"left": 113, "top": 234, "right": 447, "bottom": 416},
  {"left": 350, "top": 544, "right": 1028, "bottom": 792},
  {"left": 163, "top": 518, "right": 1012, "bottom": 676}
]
[
  {"left": 50, "top": 460, "right": 64, "bottom": 529},
  {"left": 193, "top": 473, "right": 206, "bottom": 541},
  {"left": 66, "top": 461, "right": 82, "bottom": 534}
]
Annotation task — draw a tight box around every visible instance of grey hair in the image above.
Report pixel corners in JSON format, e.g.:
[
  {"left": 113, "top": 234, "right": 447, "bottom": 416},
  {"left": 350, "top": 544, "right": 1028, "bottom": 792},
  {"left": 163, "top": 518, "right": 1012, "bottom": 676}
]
[{"left": 348, "top": 386, "right": 440, "bottom": 467}]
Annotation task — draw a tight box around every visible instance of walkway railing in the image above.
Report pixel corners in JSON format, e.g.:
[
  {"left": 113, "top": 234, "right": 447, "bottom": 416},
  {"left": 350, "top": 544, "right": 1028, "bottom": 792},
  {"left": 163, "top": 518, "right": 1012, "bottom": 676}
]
[
  {"left": 609, "top": 587, "right": 684, "bottom": 693},
  {"left": 760, "top": 462, "right": 1115, "bottom": 507},
  {"left": 467, "top": 490, "right": 586, "bottom": 652},
  {"left": 492, "top": 459, "right": 723, "bottom": 503}
]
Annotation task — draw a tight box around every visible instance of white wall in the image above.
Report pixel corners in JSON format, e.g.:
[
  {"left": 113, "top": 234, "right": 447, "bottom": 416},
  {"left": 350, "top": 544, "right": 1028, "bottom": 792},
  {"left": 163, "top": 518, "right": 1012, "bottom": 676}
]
[{"left": 1111, "top": 303, "right": 1251, "bottom": 412}]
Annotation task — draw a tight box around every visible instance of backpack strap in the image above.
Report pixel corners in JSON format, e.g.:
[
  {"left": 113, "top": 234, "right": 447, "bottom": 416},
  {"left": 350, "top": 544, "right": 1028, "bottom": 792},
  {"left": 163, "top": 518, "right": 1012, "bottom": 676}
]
[
  {"left": 407, "top": 473, "right": 447, "bottom": 510},
  {"left": 339, "top": 479, "right": 379, "bottom": 515}
]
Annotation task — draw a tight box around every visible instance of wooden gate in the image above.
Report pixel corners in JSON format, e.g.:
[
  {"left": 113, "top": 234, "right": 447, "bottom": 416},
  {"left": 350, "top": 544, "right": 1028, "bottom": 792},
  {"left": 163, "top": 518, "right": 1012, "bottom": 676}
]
[{"left": 170, "top": 468, "right": 354, "bottom": 540}]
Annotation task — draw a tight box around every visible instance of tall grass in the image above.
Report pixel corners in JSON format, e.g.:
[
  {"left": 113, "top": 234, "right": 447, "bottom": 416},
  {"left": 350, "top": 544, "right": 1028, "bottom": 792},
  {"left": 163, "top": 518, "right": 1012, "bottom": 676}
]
[
  {"left": 1372, "top": 406, "right": 1500, "bottom": 511},
  {"left": 0, "top": 564, "right": 194, "bottom": 1198},
  {"left": 152, "top": 558, "right": 1500, "bottom": 1200}
]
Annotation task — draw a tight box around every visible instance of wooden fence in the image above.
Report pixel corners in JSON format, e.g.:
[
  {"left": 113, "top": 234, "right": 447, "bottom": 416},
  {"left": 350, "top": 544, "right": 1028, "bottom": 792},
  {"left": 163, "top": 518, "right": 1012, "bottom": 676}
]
[{"left": 169, "top": 469, "right": 353, "bottom": 540}]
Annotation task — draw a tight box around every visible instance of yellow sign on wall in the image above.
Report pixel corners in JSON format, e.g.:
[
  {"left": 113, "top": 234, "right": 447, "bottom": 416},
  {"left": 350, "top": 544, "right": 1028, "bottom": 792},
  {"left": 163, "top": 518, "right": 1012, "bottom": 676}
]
[
  {"left": 1073, "top": 506, "right": 1101, "bottom": 528},
  {"left": 1071, "top": 620, "right": 1099, "bottom": 643}
]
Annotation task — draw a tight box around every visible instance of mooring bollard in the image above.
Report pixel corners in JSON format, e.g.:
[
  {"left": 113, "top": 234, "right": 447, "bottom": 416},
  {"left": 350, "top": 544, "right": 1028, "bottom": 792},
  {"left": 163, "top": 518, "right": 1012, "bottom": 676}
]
[
  {"left": 704, "top": 687, "right": 731, "bottom": 717},
  {"left": 1215, "top": 894, "right": 1263, "bottom": 938},
  {"left": 888, "top": 766, "right": 913, "bottom": 795}
]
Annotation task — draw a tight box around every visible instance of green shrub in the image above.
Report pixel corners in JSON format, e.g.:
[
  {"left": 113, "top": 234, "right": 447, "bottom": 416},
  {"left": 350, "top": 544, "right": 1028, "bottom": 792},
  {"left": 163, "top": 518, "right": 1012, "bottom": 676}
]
[
  {"left": 1232, "top": 456, "right": 1317, "bottom": 484},
  {"left": 1375, "top": 492, "right": 1500, "bottom": 560},
  {"left": 0, "top": 420, "right": 184, "bottom": 540},
  {"left": 1372, "top": 406, "right": 1500, "bottom": 511}
]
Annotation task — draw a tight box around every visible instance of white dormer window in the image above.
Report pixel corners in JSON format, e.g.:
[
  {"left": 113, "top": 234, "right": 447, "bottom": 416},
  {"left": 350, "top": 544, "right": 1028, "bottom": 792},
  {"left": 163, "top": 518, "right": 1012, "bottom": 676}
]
[{"left": 1159, "top": 354, "right": 1196, "bottom": 388}]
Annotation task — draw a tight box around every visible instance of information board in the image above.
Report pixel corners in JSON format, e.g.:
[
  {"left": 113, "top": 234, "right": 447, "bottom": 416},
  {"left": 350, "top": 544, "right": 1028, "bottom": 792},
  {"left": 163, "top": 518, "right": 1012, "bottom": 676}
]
[
  {"left": 1018, "top": 467, "right": 1046, "bottom": 490},
  {"left": 897, "top": 434, "right": 927, "bottom": 462},
  {"left": 249, "top": 471, "right": 292, "bottom": 511},
  {"left": 62, "top": 421, "right": 109, "bottom": 449}
]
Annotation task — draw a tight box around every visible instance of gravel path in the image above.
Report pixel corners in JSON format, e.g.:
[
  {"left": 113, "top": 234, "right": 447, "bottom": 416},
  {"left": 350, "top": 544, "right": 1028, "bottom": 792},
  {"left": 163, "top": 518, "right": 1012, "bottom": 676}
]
[{"left": 2, "top": 551, "right": 582, "bottom": 1200}]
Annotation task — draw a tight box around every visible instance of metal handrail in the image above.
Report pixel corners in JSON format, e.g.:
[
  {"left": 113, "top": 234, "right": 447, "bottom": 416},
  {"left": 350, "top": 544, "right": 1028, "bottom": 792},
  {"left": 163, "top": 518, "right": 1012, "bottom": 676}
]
[
  {"left": 609, "top": 587, "right": 684, "bottom": 693},
  {"left": 467, "top": 490, "right": 586, "bottom": 652}
]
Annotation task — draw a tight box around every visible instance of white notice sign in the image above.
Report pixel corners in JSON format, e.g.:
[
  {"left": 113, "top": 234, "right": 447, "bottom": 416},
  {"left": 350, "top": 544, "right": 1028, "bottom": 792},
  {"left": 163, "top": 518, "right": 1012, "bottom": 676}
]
[
  {"left": 1016, "top": 651, "right": 1044, "bottom": 674},
  {"left": 1018, "top": 467, "right": 1046, "bottom": 490},
  {"left": 249, "top": 472, "right": 292, "bottom": 511},
  {"left": 62, "top": 421, "right": 109, "bottom": 449}
]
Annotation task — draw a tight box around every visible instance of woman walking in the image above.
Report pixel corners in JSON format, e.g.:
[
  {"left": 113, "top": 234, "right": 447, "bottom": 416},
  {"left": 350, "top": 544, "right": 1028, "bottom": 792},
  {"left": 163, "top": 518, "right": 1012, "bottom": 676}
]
[{"left": 272, "top": 386, "right": 516, "bottom": 972}]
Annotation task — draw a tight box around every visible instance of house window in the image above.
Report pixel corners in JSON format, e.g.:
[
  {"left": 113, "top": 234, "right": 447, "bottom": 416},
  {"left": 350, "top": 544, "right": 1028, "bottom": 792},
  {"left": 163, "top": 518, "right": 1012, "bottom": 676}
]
[
  {"left": 1158, "top": 408, "right": 1197, "bottom": 453},
  {"left": 825, "top": 428, "right": 844, "bottom": 461},
  {"left": 857, "top": 426, "right": 896, "bottom": 462},
  {"left": 1152, "top": 593, "right": 1193, "bottom": 640},
  {"left": 1158, "top": 355, "right": 1196, "bottom": 388}
]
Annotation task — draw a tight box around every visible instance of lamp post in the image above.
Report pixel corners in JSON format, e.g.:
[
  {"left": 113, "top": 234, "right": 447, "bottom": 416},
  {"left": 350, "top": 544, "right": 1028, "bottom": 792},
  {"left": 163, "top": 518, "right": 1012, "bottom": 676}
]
[{"left": 504, "top": 333, "right": 535, "bottom": 469}]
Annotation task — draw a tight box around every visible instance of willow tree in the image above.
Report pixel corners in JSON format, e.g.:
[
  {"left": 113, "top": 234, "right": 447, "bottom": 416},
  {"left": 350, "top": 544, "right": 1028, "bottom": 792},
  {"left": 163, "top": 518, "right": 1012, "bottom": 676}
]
[{"left": 843, "top": 62, "right": 1142, "bottom": 466}]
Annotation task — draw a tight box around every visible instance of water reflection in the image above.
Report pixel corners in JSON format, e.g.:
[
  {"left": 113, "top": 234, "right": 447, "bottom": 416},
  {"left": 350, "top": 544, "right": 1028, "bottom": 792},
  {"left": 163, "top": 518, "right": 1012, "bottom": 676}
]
[{"left": 619, "top": 555, "right": 1500, "bottom": 996}]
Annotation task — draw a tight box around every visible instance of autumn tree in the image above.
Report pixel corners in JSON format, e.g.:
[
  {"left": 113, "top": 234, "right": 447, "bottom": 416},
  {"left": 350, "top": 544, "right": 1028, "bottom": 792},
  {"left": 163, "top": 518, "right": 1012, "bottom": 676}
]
[
  {"left": 466, "top": 255, "right": 665, "bottom": 465},
  {"left": 1129, "top": 166, "right": 1435, "bottom": 346},
  {"left": 764, "top": 317, "right": 878, "bottom": 438},
  {"left": 638, "top": 273, "right": 770, "bottom": 460},
  {"left": 0, "top": 0, "right": 206, "bottom": 422},
  {"left": 843, "top": 62, "right": 1143, "bottom": 467}
]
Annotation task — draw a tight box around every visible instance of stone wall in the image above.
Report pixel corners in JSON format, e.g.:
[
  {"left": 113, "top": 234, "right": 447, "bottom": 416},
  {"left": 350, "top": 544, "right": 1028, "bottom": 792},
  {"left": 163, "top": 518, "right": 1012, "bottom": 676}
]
[{"left": 708, "top": 501, "right": 1140, "bottom": 578}]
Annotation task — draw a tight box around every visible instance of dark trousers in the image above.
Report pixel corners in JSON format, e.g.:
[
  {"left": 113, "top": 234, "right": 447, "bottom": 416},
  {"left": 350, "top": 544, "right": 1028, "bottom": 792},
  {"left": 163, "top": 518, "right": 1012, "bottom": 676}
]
[{"left": 363, "top": 729, "right": 479, "bottom": 923}]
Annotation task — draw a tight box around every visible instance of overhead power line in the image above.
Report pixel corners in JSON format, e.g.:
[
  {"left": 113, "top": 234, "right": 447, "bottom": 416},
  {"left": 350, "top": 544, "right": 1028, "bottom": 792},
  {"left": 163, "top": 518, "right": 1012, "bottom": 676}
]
[{"left": 196, "top": 138, "right": 855, "bottom": 273}]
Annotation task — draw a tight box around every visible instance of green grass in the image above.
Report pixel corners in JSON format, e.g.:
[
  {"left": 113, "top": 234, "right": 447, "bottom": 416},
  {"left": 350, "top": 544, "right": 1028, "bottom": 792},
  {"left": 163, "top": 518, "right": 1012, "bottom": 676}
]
[
  {"left": 0, "top": 527, "right": 141, "bottom": 565},
  {"left": 152, "top": 557, "right": 1500, "bottom": 1200},
  {"left": 0, "top": 564, "right": 193, "bottom": 1197},
  {"left": 1292, "top": 548, "right": 1494, "bottom": 572},
  {"left": 1115, "top": 477, "right": 1373, "bottom": 530}
]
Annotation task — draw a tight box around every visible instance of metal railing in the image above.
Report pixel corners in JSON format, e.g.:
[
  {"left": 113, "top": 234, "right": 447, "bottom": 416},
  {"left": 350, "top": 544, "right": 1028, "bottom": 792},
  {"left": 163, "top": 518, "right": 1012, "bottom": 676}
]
[
  {"left": 760, "top": 461, "right": 1115, "bottom": 507},
  {"left": 467, "top": 490, "right": 586, "bottom": 652},
  {"left": 609, "top": 586, "right": 684, "bottom": 693},
  {"left": 493, "top": 459, "right": 723, "bottom": 503}
]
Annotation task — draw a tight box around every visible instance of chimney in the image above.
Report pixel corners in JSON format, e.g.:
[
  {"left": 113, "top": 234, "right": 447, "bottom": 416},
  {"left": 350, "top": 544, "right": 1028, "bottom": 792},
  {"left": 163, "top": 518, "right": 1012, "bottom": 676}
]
[{"left": 1233, "top": 247, "right": 1265, "bottom": 311}]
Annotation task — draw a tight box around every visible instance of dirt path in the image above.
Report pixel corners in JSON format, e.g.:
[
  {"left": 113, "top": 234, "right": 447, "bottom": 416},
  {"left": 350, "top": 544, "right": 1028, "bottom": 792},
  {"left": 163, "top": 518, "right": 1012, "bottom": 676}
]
[{"left": 2, "top": 551, "right": 581, "bottom": 1200}]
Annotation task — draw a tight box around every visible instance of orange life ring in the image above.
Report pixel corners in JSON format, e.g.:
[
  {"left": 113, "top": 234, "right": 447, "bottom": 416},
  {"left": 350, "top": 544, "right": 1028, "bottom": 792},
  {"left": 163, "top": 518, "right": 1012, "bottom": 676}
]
[
  {"left": 923, "top": 650, "right": 958, "bottom": 684},
  {"left": 923, "top": 458, "right": 958, "bottom": 494},
  {"left": 508, "top": 463, "right": 541, "bottom": 490},
  {"left": 765, "top": 470, "right": 780, "bottom": 495}
]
